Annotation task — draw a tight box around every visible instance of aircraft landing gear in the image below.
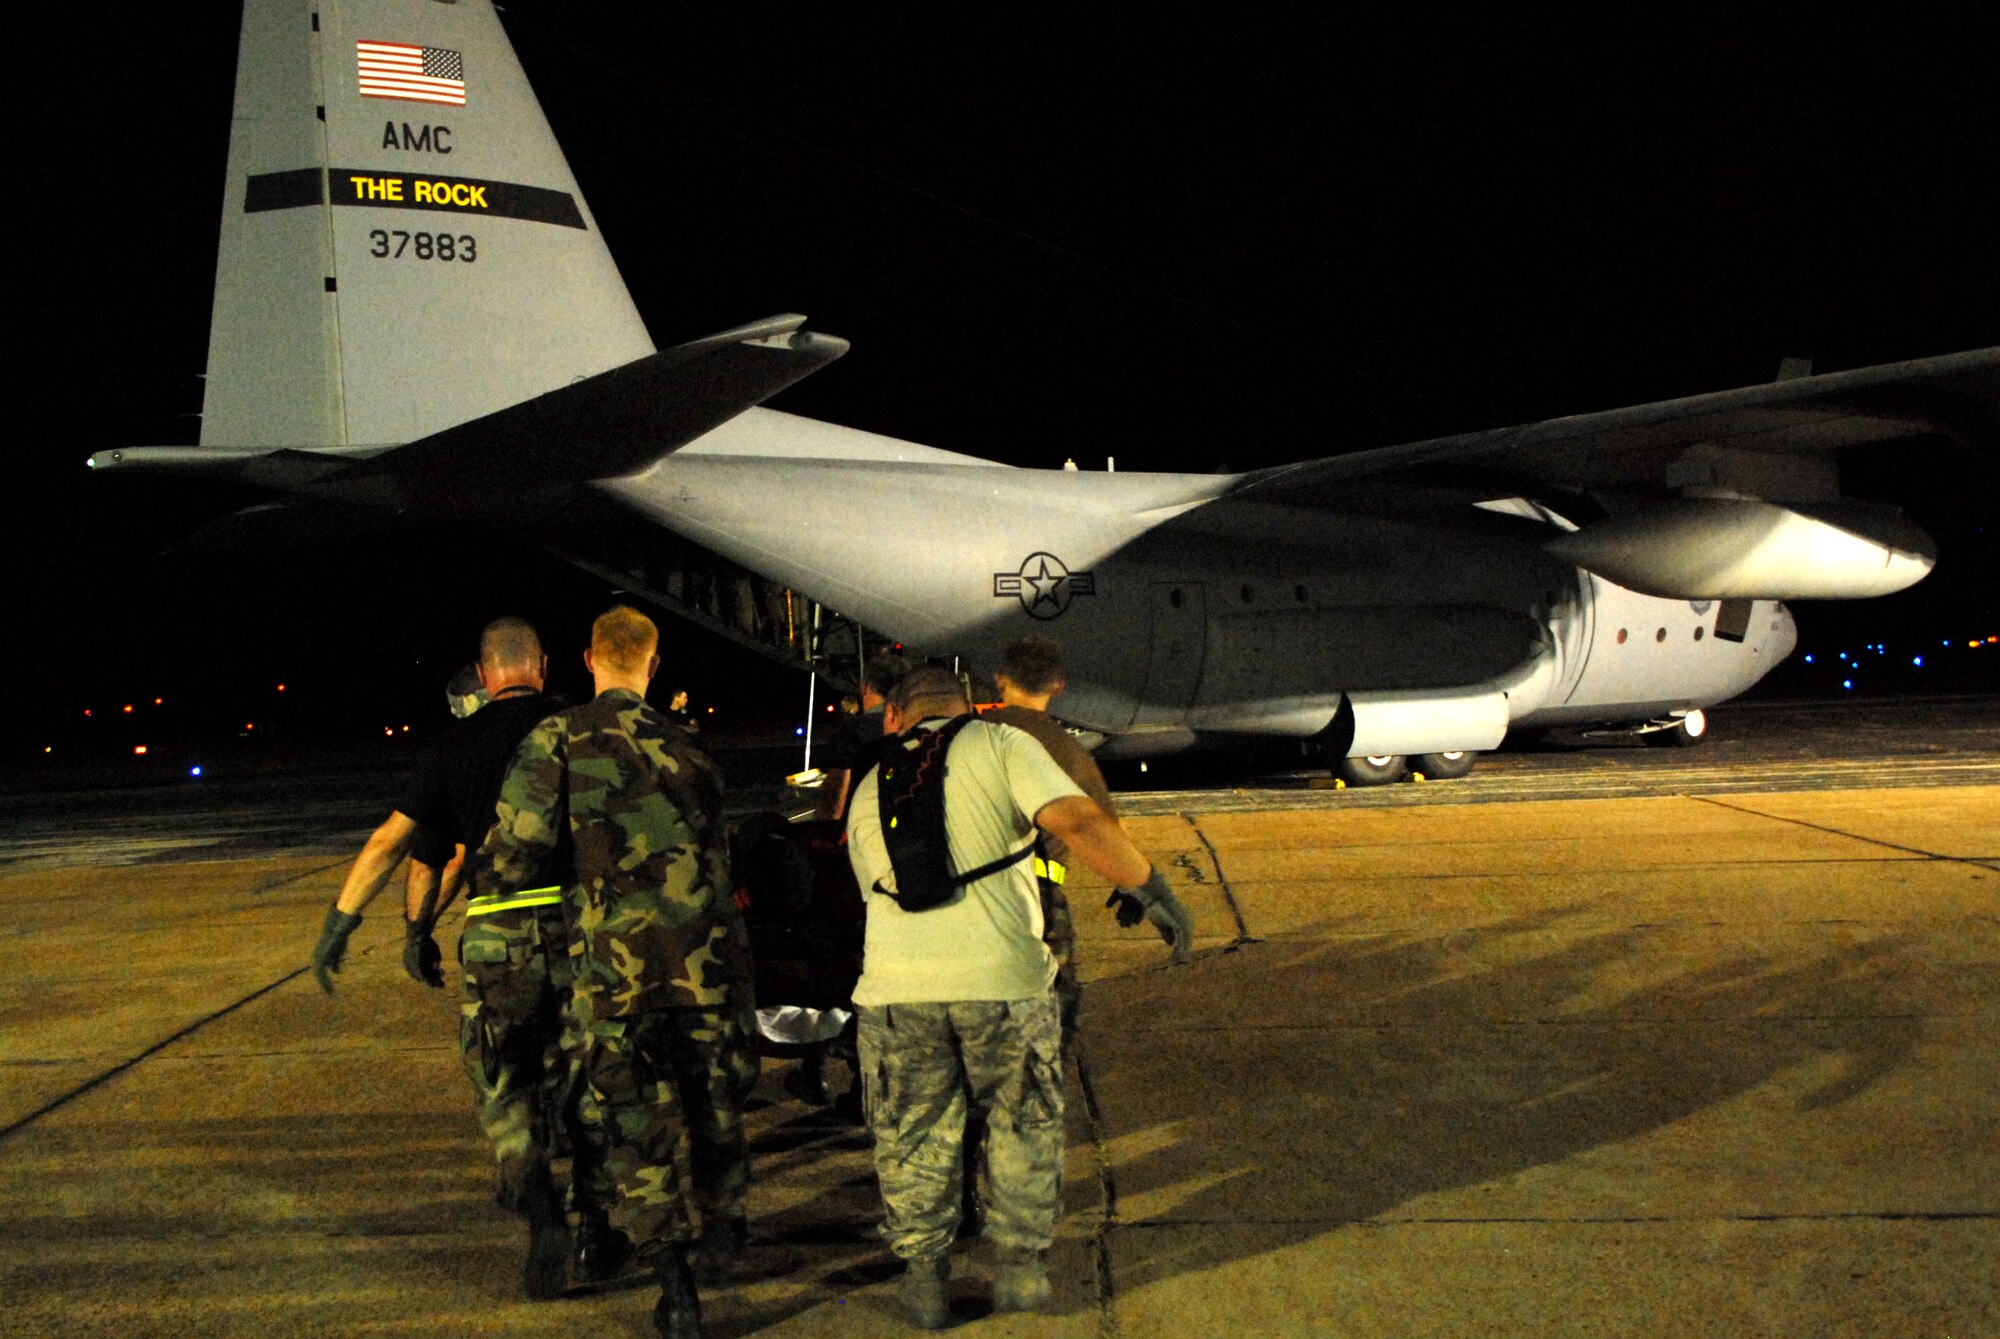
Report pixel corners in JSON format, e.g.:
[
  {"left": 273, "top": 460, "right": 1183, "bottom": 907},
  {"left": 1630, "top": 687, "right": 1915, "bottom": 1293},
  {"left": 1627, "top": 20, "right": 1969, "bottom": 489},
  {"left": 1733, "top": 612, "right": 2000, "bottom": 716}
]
[
  {"left": 1409, "top": 750, "right": 1477, "bottom": 779},
  {"left": 1334, "top": 754, "right": 1407, "bottom": 786},
  {"left": 1641, "top": 708, "right": 1708, "bottom": 748}
]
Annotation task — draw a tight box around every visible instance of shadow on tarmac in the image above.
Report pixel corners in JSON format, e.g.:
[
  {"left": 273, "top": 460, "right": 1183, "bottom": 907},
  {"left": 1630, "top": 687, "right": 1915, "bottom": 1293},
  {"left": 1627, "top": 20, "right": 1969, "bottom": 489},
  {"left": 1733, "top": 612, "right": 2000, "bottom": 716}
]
[{"left": 1072, "top": 901, "right": 1929, "bottom": 1309}]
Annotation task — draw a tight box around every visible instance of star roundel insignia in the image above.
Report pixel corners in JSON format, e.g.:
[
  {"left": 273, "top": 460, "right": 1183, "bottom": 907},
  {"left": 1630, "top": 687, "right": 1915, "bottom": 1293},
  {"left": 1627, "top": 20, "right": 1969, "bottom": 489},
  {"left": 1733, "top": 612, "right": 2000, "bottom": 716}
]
[{"left": 993, "top": 551, "right": 1097, "bottom": 620}]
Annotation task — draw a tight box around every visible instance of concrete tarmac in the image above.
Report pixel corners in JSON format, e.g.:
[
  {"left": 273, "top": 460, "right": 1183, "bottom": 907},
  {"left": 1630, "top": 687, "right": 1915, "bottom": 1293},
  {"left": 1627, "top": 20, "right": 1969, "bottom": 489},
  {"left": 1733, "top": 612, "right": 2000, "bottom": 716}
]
[{"left": 2, "top": 727, "right": 1996, "bottom": 1335}]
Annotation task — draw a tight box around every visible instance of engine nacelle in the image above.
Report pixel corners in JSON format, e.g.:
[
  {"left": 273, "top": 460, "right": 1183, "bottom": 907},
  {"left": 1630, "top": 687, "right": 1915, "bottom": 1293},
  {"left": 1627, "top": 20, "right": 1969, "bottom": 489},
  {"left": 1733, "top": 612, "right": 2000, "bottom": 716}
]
[
  {"left": 1545, "top": 498, "right": 1934, "bottom": 599},
  {"left": 1324, "top": 685, "right": 1512, "bottom": 758}
]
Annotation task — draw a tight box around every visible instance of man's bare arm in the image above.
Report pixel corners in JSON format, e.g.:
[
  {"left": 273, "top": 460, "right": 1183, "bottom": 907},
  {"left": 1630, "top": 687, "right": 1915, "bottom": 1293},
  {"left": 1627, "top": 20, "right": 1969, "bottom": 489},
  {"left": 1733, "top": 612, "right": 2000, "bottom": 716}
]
[
  {"left": 433, "top": 846, "right": 467, "bottom": 920},
  {"left": 335, "top": 811, "right": 419, "bottom": 915},
  {"left": 1034, "top": 796, "right": 1150, "bottom": 888},
  {"left": 313, "top": 810, "right": 419, "bottom": 994},
  {"left": 403, "top": 855, "right": 442, "bottom": 923},
  {"left": 1035, "top": 795, "right": 1195, "bottom": 963}
]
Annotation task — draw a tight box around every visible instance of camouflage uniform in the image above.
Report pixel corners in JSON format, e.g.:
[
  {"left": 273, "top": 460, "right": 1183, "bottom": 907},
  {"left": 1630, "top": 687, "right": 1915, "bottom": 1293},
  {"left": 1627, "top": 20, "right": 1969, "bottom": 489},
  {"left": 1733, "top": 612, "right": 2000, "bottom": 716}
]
[
  {"left": 474, "top": 687, "right": 757, "bottom": 1260},
  {"left": 458, "top": 902, "right": 610, "bottom": 1212},
  {"left": 858, "top": 994, "right": 1066, "bottom": 1261},
  {"left": 846, "top": 717, "right": 1088, "bottom": 1264}
]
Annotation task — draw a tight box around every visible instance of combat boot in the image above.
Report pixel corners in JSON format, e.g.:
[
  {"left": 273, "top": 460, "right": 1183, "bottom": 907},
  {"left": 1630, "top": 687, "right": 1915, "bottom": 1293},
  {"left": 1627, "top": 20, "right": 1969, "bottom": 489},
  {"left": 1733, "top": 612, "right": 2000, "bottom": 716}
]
[
  {"left": 519, "top": 1172, "right": 568, "bottom": 1300},
  {"left": 991, "top": 1246, "right": 1052, "bottom": 1313},
  {"left": 896, "top": 1255, "right": 950, "bottom": 1330},
  {"left": 572, "top": 1209, "right": 634, "bottom": 1285},
  {"left": 653, "top": 1247, "right": 703, "bottom": 1339},
  {"left": 695, "top": 1213, "right": 747, "bottom": 1285}
]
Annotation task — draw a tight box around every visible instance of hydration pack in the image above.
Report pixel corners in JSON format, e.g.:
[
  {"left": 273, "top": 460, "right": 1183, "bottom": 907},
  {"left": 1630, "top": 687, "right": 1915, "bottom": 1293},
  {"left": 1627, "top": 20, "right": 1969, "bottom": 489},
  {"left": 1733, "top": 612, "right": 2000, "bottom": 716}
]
[{"left": 874, "top": 715, "right": 1032, "bottom": 911}]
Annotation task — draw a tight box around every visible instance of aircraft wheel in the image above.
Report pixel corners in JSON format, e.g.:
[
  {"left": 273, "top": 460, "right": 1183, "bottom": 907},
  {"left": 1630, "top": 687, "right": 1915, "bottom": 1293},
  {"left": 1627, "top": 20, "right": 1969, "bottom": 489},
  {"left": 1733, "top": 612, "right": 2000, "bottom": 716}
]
[
  {"left": 1334, "top": 754, "right": 1407, "bottom": 786},
  {"left": 1410, "top": 750, "right": 1477, "bottom": 780},
  {"left": 1643, "top": 709, "right": 1708, "bottom": 748}
]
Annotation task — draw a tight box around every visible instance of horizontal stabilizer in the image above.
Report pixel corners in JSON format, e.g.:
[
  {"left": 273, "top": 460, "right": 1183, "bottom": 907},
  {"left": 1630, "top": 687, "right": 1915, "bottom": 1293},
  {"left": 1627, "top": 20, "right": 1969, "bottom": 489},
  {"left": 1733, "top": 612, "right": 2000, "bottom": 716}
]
[
  {"left": 309, "top": 315, "right": 848, "bottom": 514},
  {"left": 85, "top": 444, "right": 392, "bottom": 486}
]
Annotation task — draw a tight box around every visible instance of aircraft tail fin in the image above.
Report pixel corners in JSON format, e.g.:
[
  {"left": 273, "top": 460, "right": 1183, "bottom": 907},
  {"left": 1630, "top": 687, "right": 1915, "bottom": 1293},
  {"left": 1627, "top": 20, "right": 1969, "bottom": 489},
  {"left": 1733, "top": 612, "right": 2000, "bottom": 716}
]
[{"left": 202, "top": 0, "right": 655, "bottom": 450}]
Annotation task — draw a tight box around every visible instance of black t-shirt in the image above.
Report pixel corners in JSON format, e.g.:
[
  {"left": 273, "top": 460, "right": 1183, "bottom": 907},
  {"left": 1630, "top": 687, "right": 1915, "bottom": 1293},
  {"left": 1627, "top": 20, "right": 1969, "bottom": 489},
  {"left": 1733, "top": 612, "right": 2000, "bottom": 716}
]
[
  {"left": 409, "top": 823, "right": 457, "bottom": 869},
  {"left": 396, "top": 690, "right": 564, "bottom": 850},
  {"left": 816, "top": 705, "right": 889, "bottom": 773}
]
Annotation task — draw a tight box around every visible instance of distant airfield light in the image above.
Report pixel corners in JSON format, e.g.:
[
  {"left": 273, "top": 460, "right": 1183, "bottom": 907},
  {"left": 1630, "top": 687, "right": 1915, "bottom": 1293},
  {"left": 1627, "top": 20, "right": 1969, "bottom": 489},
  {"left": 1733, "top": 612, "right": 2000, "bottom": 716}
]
[
  {"left": 43, "top": 746, "right": 51, "bottom": 754},
  {"left": 133, "top": 745, "right": 148, "bottom": 756},
  {"left": 154, "top": 696, "right": 164, "bottom": 705},
  {"left": 277, "top": 683, "right": 287, "bottom": 692},
  {"left": 707, "top": 707, "right": 715, "bottom": 714},
  {"left": 1842, "top": 679, "right": 1853, "bottom": 690},
  {"left": 1913, "top": 656, "right": 1924, "bottom": 667},
  {"left": 1803, "top": 654, "right": 1814, "bottom": 664},
  {"left": 124, "top": 704, "right": 135, "bottom": 714},
  {"left": 401, "top": 724, "right": 410, "bottom": 732},
  {"left": 83, "top": 709, "right": 92, "bottom": 717},
  {"left": 189, "top": 766, "right": 203, "bottom": 778},
  {"left": 245, "top": 722, "right": 255, "bottom": 731},
  {"left": 384, "top": 727, "right": 394, "bottom": 737},
  {"left": 795, "top": 727, "right": 805, "bottom": 737},
  {"left": 1837, "top": 652, "right": 1847, "bottom": 662}
]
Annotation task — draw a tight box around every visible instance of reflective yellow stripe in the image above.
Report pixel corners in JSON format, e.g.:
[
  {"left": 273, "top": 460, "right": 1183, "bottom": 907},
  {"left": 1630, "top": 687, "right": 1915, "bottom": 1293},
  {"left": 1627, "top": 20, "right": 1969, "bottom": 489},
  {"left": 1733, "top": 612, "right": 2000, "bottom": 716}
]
[
  {"left": 1032, "top": 857, "right": 1066, "bottom": 885},
  {"left": 465, "top": 886, "right": 562, "bottom": 916}
]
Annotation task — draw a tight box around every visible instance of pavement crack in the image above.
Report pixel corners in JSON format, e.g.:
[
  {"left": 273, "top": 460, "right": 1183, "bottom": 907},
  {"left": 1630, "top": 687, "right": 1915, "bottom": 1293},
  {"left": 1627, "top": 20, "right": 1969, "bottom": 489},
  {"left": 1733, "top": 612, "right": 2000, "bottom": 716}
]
[
  {"left": 1073, "top": 1039, "right": 1119, "bottom": 1338},
  {"left": 1690, "top": 795, "right": 1990, "bottom": 868},
  {"left": 1179, "top": 812, "right": 1260, "bottom": 946}
]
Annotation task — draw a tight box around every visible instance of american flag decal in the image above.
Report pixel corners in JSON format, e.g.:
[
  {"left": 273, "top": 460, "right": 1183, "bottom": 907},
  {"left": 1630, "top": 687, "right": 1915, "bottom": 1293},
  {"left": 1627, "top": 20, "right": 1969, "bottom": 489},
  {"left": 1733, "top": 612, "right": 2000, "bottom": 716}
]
[{"left": 356, "top": 41, "right": 466, "bottom": 106}]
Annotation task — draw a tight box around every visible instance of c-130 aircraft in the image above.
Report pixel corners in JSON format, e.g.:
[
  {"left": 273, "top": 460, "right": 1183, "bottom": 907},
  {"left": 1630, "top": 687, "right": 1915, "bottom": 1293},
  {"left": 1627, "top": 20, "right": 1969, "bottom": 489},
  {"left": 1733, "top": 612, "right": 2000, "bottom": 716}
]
[{"left": 91, "top": 0, "right": 1997, "bottom": 783}]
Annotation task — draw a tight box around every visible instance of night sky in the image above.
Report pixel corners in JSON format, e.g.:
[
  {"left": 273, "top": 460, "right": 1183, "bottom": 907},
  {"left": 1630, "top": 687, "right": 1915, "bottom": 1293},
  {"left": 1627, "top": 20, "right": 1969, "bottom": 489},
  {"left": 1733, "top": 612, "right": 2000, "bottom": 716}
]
[{"left": 14, "top": 6, "right": 1997, "bottom": 768}]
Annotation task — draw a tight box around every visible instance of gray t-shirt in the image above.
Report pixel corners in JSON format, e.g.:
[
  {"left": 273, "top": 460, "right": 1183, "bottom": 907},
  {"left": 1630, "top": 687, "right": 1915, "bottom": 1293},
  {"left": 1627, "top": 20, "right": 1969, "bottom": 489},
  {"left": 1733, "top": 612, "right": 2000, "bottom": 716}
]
[{"left": 846, "top": 716, "right": 1085, "bottom": 1005}]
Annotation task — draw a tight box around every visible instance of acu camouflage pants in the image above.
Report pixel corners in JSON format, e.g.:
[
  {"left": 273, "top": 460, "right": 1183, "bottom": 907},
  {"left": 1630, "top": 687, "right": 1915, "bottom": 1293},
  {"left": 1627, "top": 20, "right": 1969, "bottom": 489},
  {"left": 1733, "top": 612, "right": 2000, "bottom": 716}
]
[
  {"left": 857, "top": 994, "right": 1065, "bottom": 1262},
  {"left": 458, "top": 905, "right": 608, "bottom": 1212},
  {"left": 577, "top": 1006, "right": 759, "bottom": 1259}
]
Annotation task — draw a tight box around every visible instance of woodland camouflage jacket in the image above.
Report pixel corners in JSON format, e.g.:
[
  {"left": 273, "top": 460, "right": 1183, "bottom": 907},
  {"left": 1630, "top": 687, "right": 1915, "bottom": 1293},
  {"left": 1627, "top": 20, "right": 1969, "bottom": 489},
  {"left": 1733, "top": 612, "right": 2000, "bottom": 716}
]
[{"left": 474, "top": 687, "right": 752, "bottom": 1021}]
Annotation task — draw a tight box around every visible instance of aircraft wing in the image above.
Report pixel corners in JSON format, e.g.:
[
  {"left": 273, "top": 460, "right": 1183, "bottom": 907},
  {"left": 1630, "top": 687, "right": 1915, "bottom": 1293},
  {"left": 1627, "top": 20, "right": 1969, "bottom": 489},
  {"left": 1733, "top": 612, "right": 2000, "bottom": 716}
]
[{"left": 1228, "top": 347, "right": 2000, "bottom": 509}]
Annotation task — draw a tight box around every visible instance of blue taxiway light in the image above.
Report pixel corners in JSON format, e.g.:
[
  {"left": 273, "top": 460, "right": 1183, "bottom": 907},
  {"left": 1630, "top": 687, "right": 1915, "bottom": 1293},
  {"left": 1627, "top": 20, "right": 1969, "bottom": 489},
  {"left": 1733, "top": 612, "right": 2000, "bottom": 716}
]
[
  {"left": 189, "top": 766, "right": 203, "bottom": 778},
  {"left": 1913, "top": 657, "right": 1924, "bottom": 667},
  {"left": 1803, "top": 654, "right": 1814, "bottom": 664},
  {"left": 1842, "top": 679, "right": 1854, "bottom": 690}
]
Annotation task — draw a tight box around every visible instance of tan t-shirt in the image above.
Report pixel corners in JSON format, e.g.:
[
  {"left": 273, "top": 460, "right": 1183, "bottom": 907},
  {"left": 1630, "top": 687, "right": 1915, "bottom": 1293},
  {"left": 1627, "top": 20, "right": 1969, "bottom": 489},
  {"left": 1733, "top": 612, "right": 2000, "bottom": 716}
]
[
  {"left": 846, "top": 716, "right": 1085, "bottom": 1005},
  {"left": 982, "top": 704, "right": 1117, "bottom": 864}
]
